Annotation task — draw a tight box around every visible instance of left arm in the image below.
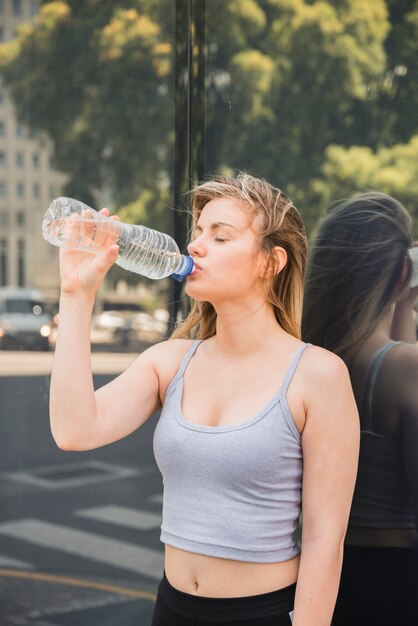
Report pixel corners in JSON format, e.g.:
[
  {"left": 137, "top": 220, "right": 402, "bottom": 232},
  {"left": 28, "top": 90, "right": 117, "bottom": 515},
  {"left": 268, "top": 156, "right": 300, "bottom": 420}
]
[{"left": 293, "top": 348, "right": 360, "bottom": 626}]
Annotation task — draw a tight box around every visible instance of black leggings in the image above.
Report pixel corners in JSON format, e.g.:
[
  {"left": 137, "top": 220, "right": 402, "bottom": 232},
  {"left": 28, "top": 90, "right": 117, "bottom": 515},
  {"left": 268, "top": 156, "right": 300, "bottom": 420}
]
[
  {"left": 333, "top": 546, "right": 418, "bottom": 626},
  {"left": 151, "top": 573, "right": 295, "bottom": 625}
]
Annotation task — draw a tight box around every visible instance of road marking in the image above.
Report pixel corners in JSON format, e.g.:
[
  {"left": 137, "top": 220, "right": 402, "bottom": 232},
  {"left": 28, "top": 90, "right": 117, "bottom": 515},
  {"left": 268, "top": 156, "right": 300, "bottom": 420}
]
[
  {"left": 149, "top": 493, "right": 163, "bottom": 505},
  {"left": 4, "top": 459, "right": 147, "bottom": 490},
  {"left": 0, "top": 555, "right": 33, "bottom": 569},
  {"left": 0, "top": 568, "right": 156, "bottom": 601},
  {"left": 0, "top": 519, "right": 163, "bottom": 580},
  {"left": 75, "top": 505, "right": 161, "bottom": 530}
]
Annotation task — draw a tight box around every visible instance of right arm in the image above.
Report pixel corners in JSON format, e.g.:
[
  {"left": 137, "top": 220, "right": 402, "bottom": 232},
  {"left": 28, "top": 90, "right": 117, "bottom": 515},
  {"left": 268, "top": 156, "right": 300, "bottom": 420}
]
[
  {"left": 390, "top": 253, "right": 418, "bottom": 343},
  {"left": 400, "top": 349, "right": 418, "bottom": 529},
  {"left": 49, "top": 209, "right": 162, "bottom": 451}
]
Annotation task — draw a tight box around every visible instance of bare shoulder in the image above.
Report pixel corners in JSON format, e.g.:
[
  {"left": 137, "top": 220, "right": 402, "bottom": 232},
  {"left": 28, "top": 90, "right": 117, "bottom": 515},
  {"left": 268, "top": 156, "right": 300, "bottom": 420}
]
[
  {"left": 140, "top": 337, "right": 197, "bottom": 401},
  {"left": 140, "top": 337, "right": 195, "bottom": 370},
  {"left": 299, "top": 345, "right": 356, "bottom": 428},
  {"left": 389, "top": 341, "right": 418, "bottom": 373},
  {"left": 302, "top": 344, "right": 350, "bottom": 390},
  {"left": 387, "top": 342, "right": 418, "bottom": 414}
]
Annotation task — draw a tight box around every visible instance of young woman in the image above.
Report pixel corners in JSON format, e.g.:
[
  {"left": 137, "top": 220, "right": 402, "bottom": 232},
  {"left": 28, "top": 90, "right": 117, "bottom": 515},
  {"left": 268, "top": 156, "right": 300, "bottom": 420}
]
[
  {"left": 50, "top": 174, "right": 359, "bottom": 626},
  {"left": 302, "top": 192, "right": 418, "bottom": 626}
]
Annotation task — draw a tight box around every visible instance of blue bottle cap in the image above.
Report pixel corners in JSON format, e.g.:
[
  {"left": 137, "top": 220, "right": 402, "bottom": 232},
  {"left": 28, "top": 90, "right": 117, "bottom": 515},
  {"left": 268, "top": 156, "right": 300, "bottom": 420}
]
[{"left": 172, "top": 255, "right": 194, "bottom": 282}]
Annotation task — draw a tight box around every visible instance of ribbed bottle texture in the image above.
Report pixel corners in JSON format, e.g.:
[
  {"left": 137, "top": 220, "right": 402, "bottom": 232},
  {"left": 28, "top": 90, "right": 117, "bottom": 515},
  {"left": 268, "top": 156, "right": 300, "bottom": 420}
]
[{"left": 42, "top": 197, "right": 193, "bottom": 280}]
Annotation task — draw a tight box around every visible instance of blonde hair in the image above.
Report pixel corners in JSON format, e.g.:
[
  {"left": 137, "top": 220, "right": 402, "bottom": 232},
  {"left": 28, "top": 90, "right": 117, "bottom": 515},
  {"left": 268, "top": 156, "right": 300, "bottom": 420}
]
[
  {"left": 172, "top": 173, "right": 307, "bottom": 340},
  {"left": 302, "top": 192, "right": 413, "bottom": 364}
]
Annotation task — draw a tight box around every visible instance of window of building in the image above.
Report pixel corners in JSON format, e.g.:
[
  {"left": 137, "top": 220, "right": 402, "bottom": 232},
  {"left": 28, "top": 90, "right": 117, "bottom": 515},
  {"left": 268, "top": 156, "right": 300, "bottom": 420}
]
[
  {"left": 0, "top": 237, "right": 7, "bottom": 287},
  {"left": 30, "top": 1, "right": 38, "bottom": 17},
  {"left": 16, "top": 153, "right": 24, "bottom": 167},
  {"left": 16, "top": 124, "right": 24, "bottom": 139},
  {"left": 16, "top": 211, "right": 25, "bottom": 226},
  {"left": 17, "top": 182, "right": 25, "bottom": 198},
  {"left": 32, "top": 154, "right": 40, "bottom": 168},
  {"left": 33, "top": 183, "right": 40, "bottom": 198},
  {"left": 0, "top": 27, "right": 4, "bottom": 43},
  {"left": 0, "top": 152, "right": 5, "bottom": 167},
  {"left": 17, "top": 239, "right": 25, "bottom": 287},
  {"left": 0, "top": 122, "right": 5, "bottom": 138},
  {"left": 0, "top": 90, "right": 4, "bottom": 105},
  {"left": 13, "top": 0, "right": 22, "bottom": 16},
  {"left": 0, "top": 210, "right": 8, "bottom": 227},
  {"left": 0, "top": 1, "right": 4, "bottom": 14},
  {"left": 0, "top": 182, "right": 6, "bottom": 197}
]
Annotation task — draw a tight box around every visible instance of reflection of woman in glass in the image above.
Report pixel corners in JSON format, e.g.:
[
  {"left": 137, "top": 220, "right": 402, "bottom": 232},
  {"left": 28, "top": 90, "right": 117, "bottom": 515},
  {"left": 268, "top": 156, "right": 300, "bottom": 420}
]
[
  {"left": 50, "top": 174, "right": 359, "bottom": 626},
  {"left": 302, "top": 192, "right": 418, "bottom": 626}
]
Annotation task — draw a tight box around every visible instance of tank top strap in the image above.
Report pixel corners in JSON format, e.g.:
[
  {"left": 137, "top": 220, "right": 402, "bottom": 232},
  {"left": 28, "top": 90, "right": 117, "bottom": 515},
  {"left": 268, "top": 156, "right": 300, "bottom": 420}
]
[
  {"left": 175, "top": 339, "right": 203, "bottom": 380},
  {"left": 280, "top": 342, "right": 311, "bottom": 396},
  {"left": 360, "top": 341, "right": 401, "bottom": 431}
]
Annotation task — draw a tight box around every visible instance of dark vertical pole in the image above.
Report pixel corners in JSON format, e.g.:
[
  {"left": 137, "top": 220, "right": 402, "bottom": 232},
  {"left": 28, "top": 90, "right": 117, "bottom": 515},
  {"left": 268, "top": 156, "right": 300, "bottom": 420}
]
[
  {"left": 190, "top": 0, "right": 206, "bottom": 184},
  {"left": 168, "top": 0, "right": 206, "bottom": 336}
]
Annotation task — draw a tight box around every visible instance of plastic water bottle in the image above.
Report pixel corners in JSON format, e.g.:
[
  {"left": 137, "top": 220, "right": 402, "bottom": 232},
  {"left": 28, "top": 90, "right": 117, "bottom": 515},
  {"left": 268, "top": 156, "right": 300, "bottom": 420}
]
[{"left": 42, "top": 197, "right": 194, "bottom": 281}]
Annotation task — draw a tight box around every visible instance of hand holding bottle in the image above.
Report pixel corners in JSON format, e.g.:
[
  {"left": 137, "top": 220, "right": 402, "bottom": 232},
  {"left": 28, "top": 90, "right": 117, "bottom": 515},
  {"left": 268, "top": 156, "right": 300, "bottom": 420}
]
[
  {"left": 58, "top": 207, "right": 120, "bottom": 298},
  {"left": 43, "top": 196, "right": 194, "bottom": 283}
]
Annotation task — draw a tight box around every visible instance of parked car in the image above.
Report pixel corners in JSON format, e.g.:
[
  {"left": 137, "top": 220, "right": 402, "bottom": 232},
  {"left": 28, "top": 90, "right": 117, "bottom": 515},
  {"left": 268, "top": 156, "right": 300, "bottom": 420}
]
[{"left": 0, "top": 287, "right": 52, "bottom": 350}]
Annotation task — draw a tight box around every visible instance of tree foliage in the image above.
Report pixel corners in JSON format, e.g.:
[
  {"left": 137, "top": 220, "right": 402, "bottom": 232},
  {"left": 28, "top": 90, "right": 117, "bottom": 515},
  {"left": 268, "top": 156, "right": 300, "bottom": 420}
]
[
  {"left": 0, "top": 0, "right": 417, "bottom": 236},
  {"left": 310, "top": 135, "right": 418, "bottom": 236},
  {"left": 0, "top": 0, "right": 174, "bottom": 207}
]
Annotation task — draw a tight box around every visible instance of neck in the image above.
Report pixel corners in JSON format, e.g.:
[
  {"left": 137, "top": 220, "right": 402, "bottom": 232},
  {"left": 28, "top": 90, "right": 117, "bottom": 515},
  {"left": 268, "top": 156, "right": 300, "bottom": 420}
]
[{"left": 210, "top": 297, "right": 289, "bottom": 355}]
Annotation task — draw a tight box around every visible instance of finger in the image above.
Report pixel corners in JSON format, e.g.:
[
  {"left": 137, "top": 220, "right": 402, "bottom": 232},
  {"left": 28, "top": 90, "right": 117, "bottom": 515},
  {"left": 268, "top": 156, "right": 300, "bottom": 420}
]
[{"left": 95, "top": 244, "right": 119, "bottom": 274}]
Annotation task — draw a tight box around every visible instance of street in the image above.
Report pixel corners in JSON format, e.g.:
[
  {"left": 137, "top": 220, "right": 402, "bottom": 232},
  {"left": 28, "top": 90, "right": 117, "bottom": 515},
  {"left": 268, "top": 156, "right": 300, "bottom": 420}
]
[{"left": 0, "top": 350, "right": 163, "bottom": 625}]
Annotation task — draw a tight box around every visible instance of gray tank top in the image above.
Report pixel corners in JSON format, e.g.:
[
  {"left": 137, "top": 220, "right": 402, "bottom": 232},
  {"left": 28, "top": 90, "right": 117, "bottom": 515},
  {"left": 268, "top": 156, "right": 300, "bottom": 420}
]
[
  {"left": 153, "top": 339, "right": 310, "bottom": 563},
  {"left": 349, "top": 341, "right": 415, "bottom": 528}
]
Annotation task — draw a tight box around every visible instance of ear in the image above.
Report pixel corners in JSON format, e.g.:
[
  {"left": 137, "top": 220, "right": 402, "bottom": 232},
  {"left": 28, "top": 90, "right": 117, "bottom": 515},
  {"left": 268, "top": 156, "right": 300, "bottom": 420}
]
[{"left": 260, "top": 246, "right": 287, "bottom": 278}]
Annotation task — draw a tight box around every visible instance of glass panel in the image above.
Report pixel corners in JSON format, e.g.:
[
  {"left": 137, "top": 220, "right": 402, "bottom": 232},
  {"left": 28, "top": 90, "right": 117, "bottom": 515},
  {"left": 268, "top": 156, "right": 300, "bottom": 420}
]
[
  {"left": 0, "top": 1, "right": 178, "bottom": 621},
  {"left": 201, "top": 1, "right": 418, "bottom": 235}
]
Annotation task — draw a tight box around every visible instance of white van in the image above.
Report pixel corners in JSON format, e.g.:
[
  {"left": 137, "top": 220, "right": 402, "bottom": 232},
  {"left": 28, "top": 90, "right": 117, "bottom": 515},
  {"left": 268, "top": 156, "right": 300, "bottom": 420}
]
[{"left": 0, "top": 287, "right": 52, "bottom": 350}]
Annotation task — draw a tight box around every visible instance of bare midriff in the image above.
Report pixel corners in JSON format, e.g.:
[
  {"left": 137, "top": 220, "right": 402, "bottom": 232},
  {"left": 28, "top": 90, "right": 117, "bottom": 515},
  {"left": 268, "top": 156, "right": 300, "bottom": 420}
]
[
  {"left": 164, "top": 545, "right": 300, "bottom": 597},
  {"left": 346, "top": 526, "right": 418, "bottom": 548}
]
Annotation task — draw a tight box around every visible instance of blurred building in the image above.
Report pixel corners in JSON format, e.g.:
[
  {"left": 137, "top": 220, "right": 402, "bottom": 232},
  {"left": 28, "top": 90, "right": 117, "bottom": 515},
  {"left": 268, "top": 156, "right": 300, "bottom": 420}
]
[{"left": 0, "top": 0, "right": 66, "bottom": 300}]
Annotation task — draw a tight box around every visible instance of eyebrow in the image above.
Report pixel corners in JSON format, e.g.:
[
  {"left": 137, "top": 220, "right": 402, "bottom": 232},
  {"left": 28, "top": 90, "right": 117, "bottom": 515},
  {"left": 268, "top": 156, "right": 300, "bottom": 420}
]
[{"left": 194, "top": 221, "right": 238, "bottom": 233}]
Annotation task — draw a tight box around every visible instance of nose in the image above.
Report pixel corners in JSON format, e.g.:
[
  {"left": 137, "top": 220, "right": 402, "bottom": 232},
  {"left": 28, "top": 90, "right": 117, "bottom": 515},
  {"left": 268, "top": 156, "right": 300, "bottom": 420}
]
[{"left": 187, "top": 234, "right": 205, "bottom": 257}]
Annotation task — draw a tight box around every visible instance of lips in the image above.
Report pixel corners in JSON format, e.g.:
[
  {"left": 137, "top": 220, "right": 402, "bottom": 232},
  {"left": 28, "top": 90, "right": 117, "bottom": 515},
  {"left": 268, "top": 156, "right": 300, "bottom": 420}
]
[{"left": 189, "top": 261, "right": 202, "bottom": 276}]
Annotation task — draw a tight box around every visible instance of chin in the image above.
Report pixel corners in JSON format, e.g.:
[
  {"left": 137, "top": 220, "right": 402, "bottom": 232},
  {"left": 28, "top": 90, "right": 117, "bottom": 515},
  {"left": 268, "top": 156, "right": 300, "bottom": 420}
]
[{"left": 185, "top": 283, "right": 206, "bottom": 300}]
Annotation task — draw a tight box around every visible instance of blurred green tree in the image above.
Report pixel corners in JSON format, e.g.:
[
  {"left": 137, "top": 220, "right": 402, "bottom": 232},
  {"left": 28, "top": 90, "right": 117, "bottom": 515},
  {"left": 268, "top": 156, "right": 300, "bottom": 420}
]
[
  {"left": 309, "top": 135, "right": 418, "bottom": 237},
  {"left": 0, "top": 0, "right": 174, "bottom": 208},
  {"left": 0, "top": 0, "right": 417, "bottom": 234}
]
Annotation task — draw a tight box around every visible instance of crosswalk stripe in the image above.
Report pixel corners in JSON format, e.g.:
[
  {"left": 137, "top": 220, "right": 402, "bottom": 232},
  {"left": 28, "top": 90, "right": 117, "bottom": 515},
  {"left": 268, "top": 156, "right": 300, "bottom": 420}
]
[
  {"left": 74, "top": 505, "right": 161, "bottom": 530},
  {"left": 148, "top": 494, "right": 163, "bottom": 505},
  {"left": 0, "top": 519, "right": 163, "bottom": 580},
  {"left": 0, "top": 555, "right": 34, "bottom": 569}
]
